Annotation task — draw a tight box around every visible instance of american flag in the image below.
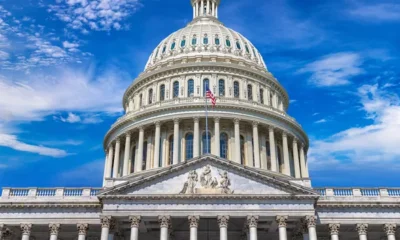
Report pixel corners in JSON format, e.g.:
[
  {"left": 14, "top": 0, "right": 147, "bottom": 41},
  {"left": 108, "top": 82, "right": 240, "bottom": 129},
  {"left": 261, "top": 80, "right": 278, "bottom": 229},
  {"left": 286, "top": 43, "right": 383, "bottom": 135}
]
[{"left": 206, "top": 86, "right": 216, "bottom": 107}]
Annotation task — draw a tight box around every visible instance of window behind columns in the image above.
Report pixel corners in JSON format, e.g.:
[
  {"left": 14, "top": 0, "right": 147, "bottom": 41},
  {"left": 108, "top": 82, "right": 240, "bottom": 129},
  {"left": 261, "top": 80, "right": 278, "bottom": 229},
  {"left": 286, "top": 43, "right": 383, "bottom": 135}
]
[
  {"left": 142, "top": 141, "right": 148, "bottom": 170},
  {"left": 289, "top": 150, "right": 295, "bottom": 177},
  {"left": 173, "top": 81, "right": 179, "bottom": 98},
  {"left": 240, "top": 135, "right": 245, "bottom": 165},
  {"left": 131, "top": 146, "right": 136, "bottom": 173},
  {"left": 219, "top": 79, "right": 225, "bottom": 96},
  {"left": 185, "top": 133, "right": 194, "bottom": 160},
  {"left": 220, "top": 133, "right": 229, "bottom": 159},
  {"left": 148, "top": 88, "right": 153, "bottom": 104},
  {"left": 139, "top": 94, "right": 143, "bottom": 107},
  {"left": 266, "top": 141, "right": 271, "bottom": 170},
  {"left": 202, "top": 131, "right": 211, "bottom": 154},
  {"left": 247, "top": 84, "right": 253, "bottom": 100},
  {"left": 160, "top": 84, "right": 165, "bottom": 101},
  {"left": 260, "top": 89, "right": 264, "bottom": 104},
  {"left": 277, "top": 145, "right": 283, "bottom": 173},
  {"left": 168, "top": 135, "right": 174, "bottom": 165},
  {"left": 234, "top": 81, "right": 240, "bottom": 98},
  {"left": 188, "top": 79, "right": 194, "bottom": 97}
]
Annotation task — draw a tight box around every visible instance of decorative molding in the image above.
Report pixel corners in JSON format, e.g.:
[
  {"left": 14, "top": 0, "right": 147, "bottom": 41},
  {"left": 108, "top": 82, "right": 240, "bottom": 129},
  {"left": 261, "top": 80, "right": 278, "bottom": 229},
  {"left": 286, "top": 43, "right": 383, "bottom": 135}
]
[
  {"left": 328, "top": 223, "right": 340, "bottom": 235},
  {"left": 0, "top": 203, "right": 101, "bottom": 209},
  {"left": 188, "top": 215, "right": 200, "bottom": 228},
  {"left": 101, "top": 216, "right": 114, "bottom": 228},
  {"left": 276, "top": 216, "right": 288, "bottom": 228},
  {"left": 159, "top": 216, "right": 171, "bottom": 228},
  {"left": 356, "top": 223, "right": 368, "bottom": 235},
  {"left": 77, "top": 224, "right": 89, "bottom": 235},
  {"left": 384, "top": 223, "right": 396, "bottom": 236},
  {"left": 49, "top": 224, "right": 60, "bottom": 235},
  {"left": 218, "top": 215, "right": 229, "bottom": 228},
  {"left": 20, "top": 224, "right": 32, "bottom": 235},
  {"left": 129, "top": 216, "right": 142, "bottom": 228},
  {"left": 305, "top": 216, "right": 317, "bottom": 228},
  {"left": 246, "top": 216, "right": 259, "bottom": 228}
]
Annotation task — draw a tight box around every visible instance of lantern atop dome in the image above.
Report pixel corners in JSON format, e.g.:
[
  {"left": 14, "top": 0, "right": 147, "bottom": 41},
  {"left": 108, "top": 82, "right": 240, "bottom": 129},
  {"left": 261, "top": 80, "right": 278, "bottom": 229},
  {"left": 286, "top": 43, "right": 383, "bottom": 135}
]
[{"left": 191, "top": 0, "right": 221, "bottom": 19}]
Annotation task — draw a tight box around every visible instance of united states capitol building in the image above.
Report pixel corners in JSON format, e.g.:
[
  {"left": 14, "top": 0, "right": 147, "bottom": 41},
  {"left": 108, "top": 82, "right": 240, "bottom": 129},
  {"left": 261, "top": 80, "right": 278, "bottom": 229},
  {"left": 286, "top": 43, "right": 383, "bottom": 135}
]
[{"left": 1, "top": 1, "right": 399, "bottom": 240}]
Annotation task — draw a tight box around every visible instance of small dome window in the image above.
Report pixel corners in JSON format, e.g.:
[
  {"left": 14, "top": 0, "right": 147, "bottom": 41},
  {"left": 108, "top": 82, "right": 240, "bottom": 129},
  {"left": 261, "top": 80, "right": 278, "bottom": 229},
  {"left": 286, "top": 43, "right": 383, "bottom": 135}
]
[
  {"left": 181, "top": 38, "right": 186, "bottom": 47},
  {"left": 203, "top": 35, "right": 209, "bottom": 45},
  {"left": 192, "top": 35, "right": 197, "bottom": 46},
  {"left": 162, "top": 45, "right": 167, "bottom": 53},
  {"left": 236, "top": 41, "right": 241, "bottom": 50},
  {"left": 171, "top": 41, "right": 176, "bottom": 50},
  {"left": 245, "top": 45, "right": 250, "bottom": 53},
  {"left": 226, "top": 38, "right": 231, "bottom": 47},
  {"left": 215, "top": 37, "right": 220, "bottom": 45}
]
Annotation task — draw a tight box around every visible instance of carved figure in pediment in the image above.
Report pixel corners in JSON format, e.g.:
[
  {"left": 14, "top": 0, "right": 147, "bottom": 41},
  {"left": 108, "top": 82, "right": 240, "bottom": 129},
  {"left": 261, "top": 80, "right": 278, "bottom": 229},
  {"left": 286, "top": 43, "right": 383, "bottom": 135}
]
[
  {"left": 219, "top": 171, "right": 234, "bottom": 194},
  {"left": 200, "top": 165, "right": 218, "bottom": 189},
  {"left": 180, "top": 170, "right": 198, "bottom": 194}
]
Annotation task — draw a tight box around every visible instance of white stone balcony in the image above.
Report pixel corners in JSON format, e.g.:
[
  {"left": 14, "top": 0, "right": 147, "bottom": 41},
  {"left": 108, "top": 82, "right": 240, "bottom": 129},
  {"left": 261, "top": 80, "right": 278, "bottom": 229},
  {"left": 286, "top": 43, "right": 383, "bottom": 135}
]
[
  {"left": 0, "top": 187, "right": 102, "bottom": 201},
  {"left": 314, "top": 187, "right": 400, "bottom": 202}
]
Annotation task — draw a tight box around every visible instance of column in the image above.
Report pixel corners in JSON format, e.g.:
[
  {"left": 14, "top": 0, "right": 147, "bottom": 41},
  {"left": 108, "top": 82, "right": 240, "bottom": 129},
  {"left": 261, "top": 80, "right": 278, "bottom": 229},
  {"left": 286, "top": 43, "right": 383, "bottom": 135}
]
[
  {"left": 292, "top": 139, "right": 301, "bottom": 178},
  {"left": 101, "top": 217, "right": 114, "bottom": 240},
  {"left": 234, "top": 119, "right": 241, "bottom": 164},
  {"left": 215, "top": 118, "right": 220, "bottom": 157},
  {"left": 212, "top": 1, "right": 215, "bottom": 16},
  {"left": 282, "top": 132, "right": 290, "bottom": 175},
  {"left": 77, "top": 224, "right": 88, "bottom": 240},
  {"left": 329, "top": 224, "right": 340, "bottom": 240},
  {"left": 123, "top": 133, "right": 131, "bottom": 176},
  {"left": 269, "top": 127, "right": 277, "bottom": 172},
  {"left": 206, "top": 0, "right": 210, "bottom": 15},
  {"left": 159, "top": 216, "right": 171, "bottom": 240},
  {"left": 49, "top": 224, "right": 60, "bottom": 240},
  {"left": 188, "top": 216, "right": 199, "bottom": 240},
  {"left": 356, "top": 224, "right": 368, "bottom": 240},
  {"left": 20, "top": 224, "right": 32, "bottom": 240},
  {"left": 252, "top": 122, "right": 260, "bottom": 168},
  {"left": 218, "top": 216, "right": 229, "bottom": 240},
  {"left": 154, "top": 122, "right": 161, "bottom": 168},
  {"left": 105, "top": 146, "right": 114, "bottom": 178},
  {"left": 276, "top": 216, "right": 288, "bottom": 240},
  {"left": 129, "top": 216, "right": 141, "bottom": 240},
  {"left": 247, "top": 216, "right": 258, "bottom": 240},
  {"left": 200, "top": 0, "right": 204, "bottom": 16},
  {"left": 384, "top": 224, "right": 396, "bottom": 240},
  {"left": 305, "top": 216, "right": 317, "bottom": 240},
  {"left": 299, "top": 145, "right": 309, "bottom": 178},
  {"left": 113, "top": 139, "right": 121, "bottom": 177},
  {"left": 194, "top": 118, "right": 200, "bottom": 158},
  {"left": 193, "top": 5, "right": 196, "bottom": 18},
  {"left": 196, "top": 1, "right": 199, "bottom": 17},
  {"left": 136, "top": 127, "right": 144, "bottom": 172},
  {"left": 173, "top": 119, "right": 180, "bottom": 165}
]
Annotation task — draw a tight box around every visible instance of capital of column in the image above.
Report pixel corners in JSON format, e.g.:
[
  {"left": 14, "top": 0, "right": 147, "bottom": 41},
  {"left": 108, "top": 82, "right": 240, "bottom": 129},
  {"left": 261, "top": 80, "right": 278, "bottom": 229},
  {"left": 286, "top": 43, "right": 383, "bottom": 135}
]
[
  {"left": 276, "top": 216, "right": 288, "bottom": 228},
  {"left": 101, "top": 216, "right": 115, "bottom": 229},
  {"left": 173, "top": 118, "right": 180, "bottom": 124},
  {"left": 233, "top": 118, "right": 240, "bottom": 124},
  {"left": 129, "top": 216, "right": 141, "bottom": 228},
  {"left": 155, "top": 121, "right": 161, "bottom": 127},
  {"left": 305, "top": 216, "right": 317, "bottom": 228},
  {"left": 252, "top": 121, "right": 259, "bottom": 127},
  {"left": 20, "top": 224, "right": 32, "bottom": 235},
  {"left": 214, "top": 117, "right": 220, "bottom": 123},
  {"left": 193, "top": 117, "right": 199, "bottom": 123},
  {"left": 329, "top": 223, "right": 340, "bottom": 235},
  {"left": 282, "top": 131, "right": 288, "bottom": 138},
  {"left": 384, "top": 224, "right": 396, "bottom": 236},
  {"left": 125, "top": 132, "right": 131, "bottom": 138},
  {"left": 77, "top": 224, "right": 88, "bottom": 235},
  {"left": 138, "top": 126, "right": 145, "bottom": 131},
  {"left": 356, "top": 223, "right": 368, "bottom": 235},
  {"left": 158, "top": 215, "right": 171, "bottom": 228},
  {"left": 293, "top": 138, "right": 298, "bottom": 144},
  {"left": 49, "top": 224, "right": 60, "bottom": 235},
  {"left": 188, "top": 215, "right": 200, "bottom": 228},
  {"left": 115, "top": 138, "right": 121, "bottom": 144},
  {"left": 247, "top": 216, "right": 259, "bottom": 228},
  {"left": 218, "top": 215, "right": 229, "bottom": 228},
  {"left": 269, "top": 126, "right": 275, "bottom": 132}
]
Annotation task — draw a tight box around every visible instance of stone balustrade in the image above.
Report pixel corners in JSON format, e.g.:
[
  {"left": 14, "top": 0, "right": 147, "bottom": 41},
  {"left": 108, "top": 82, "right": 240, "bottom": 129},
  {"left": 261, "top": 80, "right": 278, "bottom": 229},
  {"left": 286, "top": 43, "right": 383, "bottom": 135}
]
[
  {"left": 314, "top": 187, "right": 400, "bottom": 197},
  {"left": 0, "top": 188, "right": 101, "bottom": 199}
]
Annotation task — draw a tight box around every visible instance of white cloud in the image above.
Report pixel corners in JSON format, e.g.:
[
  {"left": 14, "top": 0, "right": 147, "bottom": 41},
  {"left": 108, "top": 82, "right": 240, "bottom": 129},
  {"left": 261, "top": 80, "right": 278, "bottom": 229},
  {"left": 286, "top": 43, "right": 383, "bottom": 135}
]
[
  {"left": 62, "top": 41, "right": 79, "bottom": 49},
  {"left": 0, "top": 133, "right": 67, "bottom": 157},
  {"left": 310, "top": 84, "right": 400, "bottom": 168},
  {"left": 49, "top": 0, "right": 141, "bottom": 32},
  {"left": 299, "top": 52, "right": 363, "bottom": 87},
  {"left": 349, "top": 3, "right": 400, "bottom": 21},
  {"left": 60, "top": 113, "right": 82, "bottom": 123},
  {"left": 314, "top": 119, "right": 327, "bottom": 124}
]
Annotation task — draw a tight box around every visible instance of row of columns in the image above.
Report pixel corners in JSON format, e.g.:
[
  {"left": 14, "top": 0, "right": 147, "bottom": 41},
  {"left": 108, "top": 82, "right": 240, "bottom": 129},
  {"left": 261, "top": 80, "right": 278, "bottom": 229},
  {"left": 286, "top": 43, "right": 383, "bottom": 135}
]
[
  {"left": 17, "top": 223, "right": 88, "bottom": 240},
  {"left": 104, "top": 118, "right": 309, "bottom": 179},
  {"left": 193, "top": 0, "right": 218, "bottom": 18}
]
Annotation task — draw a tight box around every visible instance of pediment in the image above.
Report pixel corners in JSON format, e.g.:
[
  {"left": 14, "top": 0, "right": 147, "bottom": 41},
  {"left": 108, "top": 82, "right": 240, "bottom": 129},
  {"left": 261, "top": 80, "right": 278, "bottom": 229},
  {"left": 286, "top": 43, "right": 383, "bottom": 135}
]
[{"left": 99, "top": 156, "right": 318, "bottom": 199}]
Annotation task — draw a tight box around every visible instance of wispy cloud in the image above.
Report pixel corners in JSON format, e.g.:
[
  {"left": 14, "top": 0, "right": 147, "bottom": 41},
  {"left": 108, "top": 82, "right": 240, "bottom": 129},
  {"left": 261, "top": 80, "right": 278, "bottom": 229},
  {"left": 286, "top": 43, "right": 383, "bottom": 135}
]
[
  {"left": 349, "top": 3, "right": 400, "bottom": 22},
  {"left": 314, "top": 119, "right": 327, "bottom": 124},
  {"left": 299, "top": 52, "right": 363, "bottom": 87},
  {"left": 48, "top": 0, "right": 142, "bottom": 33}
]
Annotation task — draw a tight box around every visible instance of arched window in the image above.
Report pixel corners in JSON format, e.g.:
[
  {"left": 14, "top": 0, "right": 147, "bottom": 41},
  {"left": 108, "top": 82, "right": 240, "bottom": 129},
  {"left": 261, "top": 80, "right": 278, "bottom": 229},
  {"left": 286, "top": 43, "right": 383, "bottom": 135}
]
[
  {"left": 168, "top": 135, "right": 174, "bottom": 165},
  {"left": 173, "top": 81, "right": 179, "bottom": 98},
  {"left": 226, "top": 38, "right": 231, "bottom": 47},
  {"left": 160, "top": 84, "right": 165, "bottom": 101},
  {"left": 236, "top": 41, "right": 241, "bottom": 50},
  {"left": 218, "top": 79, "right": 225, "bottom": 96},
  {"left": 181, "top": 37, "right": 186, "bottom": 48},
  {"left": 130, "top": 146, "right": 136, "bottom": 173},
  {"left": 192, "top": 35, "right": 197, "bottom": 46},
  {"left": 234, "top": 81, "right": 240, "bottom": 98},
  {"left": 248, "top": 84, "right": 253, "bottom": 100},
  {"left": 203, "top": 35, "right": 209, "bottom": 45},
  {"left": 220, "top": 133, "right": 228, "bottom": 159},
  {"left": 162, "top": 45, "right": 166, "bottom": 53},
  {"left": 142, "top": 142, "right": 147, "bottom": 170},
  {"left": 240, "top": 135, "right": 245, "bottom": 165},
  {"left": 185, "top": 133, "right": 194, "bottom": 160},
  {"left": 245, "top": 45, "right": 250, "bottom": 54},
  {"left": 260, "top": 89, "right": 264, "bottom": 104},
  {"left": 202, "top": 132, "right": 211, "bottom": 154},
  {"left": 266, "top": 141, "right": 271, "bottom": 170},
  {"left": 171, "top": 41, "right": 176, "bottom": 50},
  {"left": 215, "top": 36, "right": 220, "bottom": 45},
  {"left": 187, "top": 79, "right": 194, "bottom": 97},
  {"left": 203, "top": 79, "right": 210, "bottom": 96},
  {"left": 148, "top": 89, "right": 153, "bottom": 104},
  {"left": 139, "top": 94, "right": 143, "bottom": 107}
]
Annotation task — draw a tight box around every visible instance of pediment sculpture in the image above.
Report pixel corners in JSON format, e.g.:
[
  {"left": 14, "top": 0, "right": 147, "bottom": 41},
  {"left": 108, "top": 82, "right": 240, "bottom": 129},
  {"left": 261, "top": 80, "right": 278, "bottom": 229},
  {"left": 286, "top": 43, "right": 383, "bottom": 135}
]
[{"left": 179, "top": 165, "right": 234, "bottom": 194}]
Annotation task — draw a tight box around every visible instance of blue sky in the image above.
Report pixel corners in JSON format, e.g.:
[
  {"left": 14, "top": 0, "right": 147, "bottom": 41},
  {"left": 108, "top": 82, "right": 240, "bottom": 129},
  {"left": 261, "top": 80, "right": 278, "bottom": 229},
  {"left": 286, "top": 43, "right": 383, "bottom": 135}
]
[{"left": 0, "top": 0, "right": 399, "bottom": 188}]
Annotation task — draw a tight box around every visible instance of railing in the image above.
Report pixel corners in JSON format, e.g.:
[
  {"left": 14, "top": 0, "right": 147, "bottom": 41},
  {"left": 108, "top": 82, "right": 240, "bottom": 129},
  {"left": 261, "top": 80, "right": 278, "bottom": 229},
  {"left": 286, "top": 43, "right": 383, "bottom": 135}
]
[
  {"left": 1, "top": 188, "right": 102, "bottom": 199},
  {"left": 314, "top": 188, "right": 400, "bottom": 197}
]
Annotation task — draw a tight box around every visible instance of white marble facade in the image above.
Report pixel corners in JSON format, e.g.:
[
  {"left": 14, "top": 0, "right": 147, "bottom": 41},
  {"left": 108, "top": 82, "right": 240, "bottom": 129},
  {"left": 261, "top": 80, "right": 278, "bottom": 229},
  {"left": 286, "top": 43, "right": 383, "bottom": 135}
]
[{"left": 1, "top": 0, "right": 400, "bottom": 240}]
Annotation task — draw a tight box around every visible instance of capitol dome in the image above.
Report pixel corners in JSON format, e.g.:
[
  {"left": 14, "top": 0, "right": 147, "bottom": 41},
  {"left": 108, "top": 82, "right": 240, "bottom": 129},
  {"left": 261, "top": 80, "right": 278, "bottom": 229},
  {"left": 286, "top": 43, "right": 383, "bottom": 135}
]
[{"left": 102, "top": 0, "right": 310, "bottom": 187}]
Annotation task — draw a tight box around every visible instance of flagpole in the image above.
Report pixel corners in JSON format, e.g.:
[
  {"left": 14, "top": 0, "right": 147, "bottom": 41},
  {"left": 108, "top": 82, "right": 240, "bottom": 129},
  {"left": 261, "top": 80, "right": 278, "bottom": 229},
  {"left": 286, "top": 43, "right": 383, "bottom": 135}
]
[{"left": 205, "top": 86, "right": 209, "bottom": 155}]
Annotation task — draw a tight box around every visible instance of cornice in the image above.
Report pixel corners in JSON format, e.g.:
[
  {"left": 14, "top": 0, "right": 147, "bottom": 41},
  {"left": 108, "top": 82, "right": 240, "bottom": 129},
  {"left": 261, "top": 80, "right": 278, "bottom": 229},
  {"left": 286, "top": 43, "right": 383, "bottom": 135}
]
[
  {"left": 100, "top": 194, "right": 318, "bottom": 200},
  {"left": 316, "top": 201, "right": 400, "bottom": 208},
  {"left": 0, "top": 203, "right": 101, "bottom": 209}
]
